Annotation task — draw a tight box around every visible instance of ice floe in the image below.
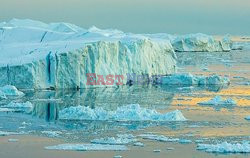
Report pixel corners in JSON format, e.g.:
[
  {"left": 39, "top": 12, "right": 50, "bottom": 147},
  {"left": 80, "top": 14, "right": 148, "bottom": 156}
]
[
  {"left": 45, "top": 144, "right": 129, "bottom": 151},
  {"left": 0, "top": 85, "right": 24, "bottom": 97},
  {"left": 41, "top": 131, "right": 62, "bottom": 138},
  {"left": 1, "top": 101, "right": 33, "bottom": 112},
  {"left": 197, "top": 141, "right": 250, "bottom": 153},
  {"left": 133, "top": 142, "right": 144, "bottom": 147},
  {"left": 0, "top": 131, "right": 25, "bottom": 136},
  {"left": 179, "top": 139, "right": 192, "bottom": 144},
  {"left": 245, "top": 116, "right": 250, "bottom": 120},
  {"left": 91, "top": 134, "right": 137, "bottom": 145},
  {"left": 159, "top": 73, "right": 230, "bottom": 86},
  {"left": 198, "top": 96, "right": 236, "bottom": 106},
  {"left": 139, "top": 134, "right": 179, "bottom": 142},
  {"left": 59, "top": 104, "right": 187, "bottom": 121},
  {"left": 8, "top": 139, "right": 19, "bottom": 142}
]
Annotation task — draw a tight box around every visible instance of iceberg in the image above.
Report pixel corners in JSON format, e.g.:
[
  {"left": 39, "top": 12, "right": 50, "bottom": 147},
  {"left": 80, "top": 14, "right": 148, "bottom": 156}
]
[
  {"left": 45, "top": 143, "right": 128, "bottom": 151},
  {"left": 197, "top": 142, "right": 250, "bottom": 153},
  {"left": 0, "top": 19, "right": 176, "bottom": 89},
  {"left": 171, "top": 33, "right": 232, "bottom": 52},
  {"left": 198, "top": 96, "right": 236, "bottom": 106},
  {"left": 159, "top": 73, "right": 230, "bottom": 86},
  {"left": 59, "top": 104, "right": 187, "bottom": 121},
  {"left": 41, "top": 131, "right": 62, "bottom": 138}
]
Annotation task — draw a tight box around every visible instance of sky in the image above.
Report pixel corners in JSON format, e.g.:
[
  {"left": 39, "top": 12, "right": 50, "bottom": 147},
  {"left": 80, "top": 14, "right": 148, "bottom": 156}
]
[{"left": 0, "top": 0, "right": 249, "bottom": 35}]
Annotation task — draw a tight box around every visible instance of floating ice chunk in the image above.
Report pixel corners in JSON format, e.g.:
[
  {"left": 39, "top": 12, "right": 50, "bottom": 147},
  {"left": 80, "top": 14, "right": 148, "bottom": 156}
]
[
  {"left": 153, "top": 149, "right": 161, "bottom": 152},
  {"left": 160, "top": 74, "right": 229, "bottom": 86},
  {"left": 0, "top": 108, "right": 15, "bottom": 112},
  {"left": 166, "top": 147, "right": 174, "bottom": 150},
  {"left": 45, "top": 144, "right": 129, "bottom": 151},
  {"left": 113, "top": 155, "right": 123, "bottom": 158},
  {"left": 133, "top": 142, "right": 144, "bottom": 147},
  {"left": 195, "top": 140, "right": 204, "bottom": 143},
  {"left": 41, "top": 131, "right": 62, "bottom": 138},
  {"left": 0, "top": 131, "right": 25, "bottom": 136},
  {"left": 2, "top": 101, "right": 33, "bottom": 112},
  {"left": 197, "top": 142, "right": 250, "bottom": 153},
  {"left": 245, "top": 116, "right": 250, "bottom": 120},
  {"left": 91, "top": 136, "right": 137, "bottom": 145},
  {"left": 0, "top": 85, "right": 24, "bottom": 96},
  {"left": 59, "top": 104, "right": 187, "bottom": 121},
  {"left": 139, "top": 134, "right": 179, "bottom": 142},
  {"left": 179, "top": 139, "right": 192, "bottom": 144},
  {"left": 198, "top": 96, "right": 236, "bottom": 106},
  {"left": 8, "top": 139, "right": 19, "bottom": 142}
]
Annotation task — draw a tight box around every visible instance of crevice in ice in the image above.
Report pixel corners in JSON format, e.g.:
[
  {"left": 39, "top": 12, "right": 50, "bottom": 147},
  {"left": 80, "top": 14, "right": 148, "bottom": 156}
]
[{"left": 40, "top": 31, "right": 47, "bottom": 42}]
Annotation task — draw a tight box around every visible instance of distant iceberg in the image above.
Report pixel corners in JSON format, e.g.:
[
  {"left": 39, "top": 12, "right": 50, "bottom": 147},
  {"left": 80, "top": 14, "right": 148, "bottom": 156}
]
[
  {"left": 59, "top": 104, "right": 187, "bottom": 121},
  {"left": 0, "top": 85, "right": 24, "bottom": 97},
  {"left": 171, "top": 33, "right": 232, "bottom": 52},
  {"left": 159, "top": 73, "right": 230, "bottom": 86}
]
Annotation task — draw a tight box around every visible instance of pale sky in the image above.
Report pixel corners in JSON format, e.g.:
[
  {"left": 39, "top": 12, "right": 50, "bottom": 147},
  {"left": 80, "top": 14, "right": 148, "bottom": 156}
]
[{"left": 0, "top": 0, "right": 249, "bottom": 35}]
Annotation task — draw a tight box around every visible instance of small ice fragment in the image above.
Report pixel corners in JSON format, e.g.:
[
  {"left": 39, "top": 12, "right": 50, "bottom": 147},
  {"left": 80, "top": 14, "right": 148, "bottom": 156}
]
[
  {"left": 91, "top": 135, "right": 137, "bottom": 145},
  {"left": 166, "top": 147, "right": 174, "bottom": 150},
  {"left": 8, "top": 139, "right": 19, "bottom": 142},
  {"left": 198, "top": 96, "right": 236, "bottom": 106},
  {"left": 2, "top": 101, "right": 33, "bottom": 112},
  {"left": 45, "top": 144, "right": 129, "bottom": 151},
  {"left": 113, "top": 155, "right": 122, "bottom": 158},
  {"left": 133, "top": 142, "right": 144, "bottom": 147},
  {"left": 41, "top": 131, "right": 62, "bottom": 137},
  {"left": 153, "top": 149, "right": 161, "bottom": 152},
  {"left": 195, "top": 140, "right": 204, "bottom": 143},
  {"left": 139, "top": 134, "right": 179, "bottom": 142},
  {"left": 245, "top": 116, "right": 250, "bottom": 120},
  {"left": 179, "top": 139, "right": 192, "bottom": 144}
]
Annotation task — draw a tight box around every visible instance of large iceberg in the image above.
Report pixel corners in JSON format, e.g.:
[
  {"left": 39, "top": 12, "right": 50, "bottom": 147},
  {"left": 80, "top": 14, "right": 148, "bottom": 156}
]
[
  {"left": 0, "top": 19, "right": 176, "bottom": 89},
  {"left": 59, "top": 104, "right": 187, "bottom": 121},
  {"left": 0, "top": 19, "right": 233, "bottom": 89},
  {"left": 171, "top": 33, "right": 232, "bottom": 52}
]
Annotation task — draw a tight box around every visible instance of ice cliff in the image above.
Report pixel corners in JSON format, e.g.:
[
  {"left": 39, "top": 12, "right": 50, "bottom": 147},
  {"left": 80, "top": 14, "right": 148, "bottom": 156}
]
[
  {"left": 0, "top": 19, "right": 176, "bottom": 89},
  {"left": 0, "top": 19, "right": 232, "bottom": 89}
]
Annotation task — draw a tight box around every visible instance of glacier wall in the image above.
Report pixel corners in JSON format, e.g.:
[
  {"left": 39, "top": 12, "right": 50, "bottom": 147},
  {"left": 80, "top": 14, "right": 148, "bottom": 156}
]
[{"left": 0, "top": 39, "right": 176, "bottom": 89}]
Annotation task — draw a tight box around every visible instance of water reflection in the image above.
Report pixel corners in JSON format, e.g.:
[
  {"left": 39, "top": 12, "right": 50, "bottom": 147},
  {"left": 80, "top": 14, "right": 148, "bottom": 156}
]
[{"left": 27, "top": 84, "right": 227, "bottom": 122}]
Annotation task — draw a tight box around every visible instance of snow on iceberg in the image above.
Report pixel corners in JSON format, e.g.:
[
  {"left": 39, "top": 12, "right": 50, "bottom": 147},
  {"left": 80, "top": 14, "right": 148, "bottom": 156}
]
[
  {"left": 139, "top": 134, "right": 179, "bottom": 142},
  {"left": 159, "top": 73, "right": 230, "bottom": 86},
  {"left": 45, "top": 144, "right": 128, "bottom": 151},
  {"left": 171, "top": 33, "right": 232, "bottom": 52},
  {"left": 0, "top": 85, "right": 24, "bottom": 96},
  {"left": 1, "top": 101, "right": 33, "bottom": 112},
  {"left": 198, "top": 96, "right": 236, "bottom": 106},
  {"left": 59, "top": 104, "right": 187, "bottom": 121},
  {"left": 197, "top": 141, "right": 250, "bottom": 153}
]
